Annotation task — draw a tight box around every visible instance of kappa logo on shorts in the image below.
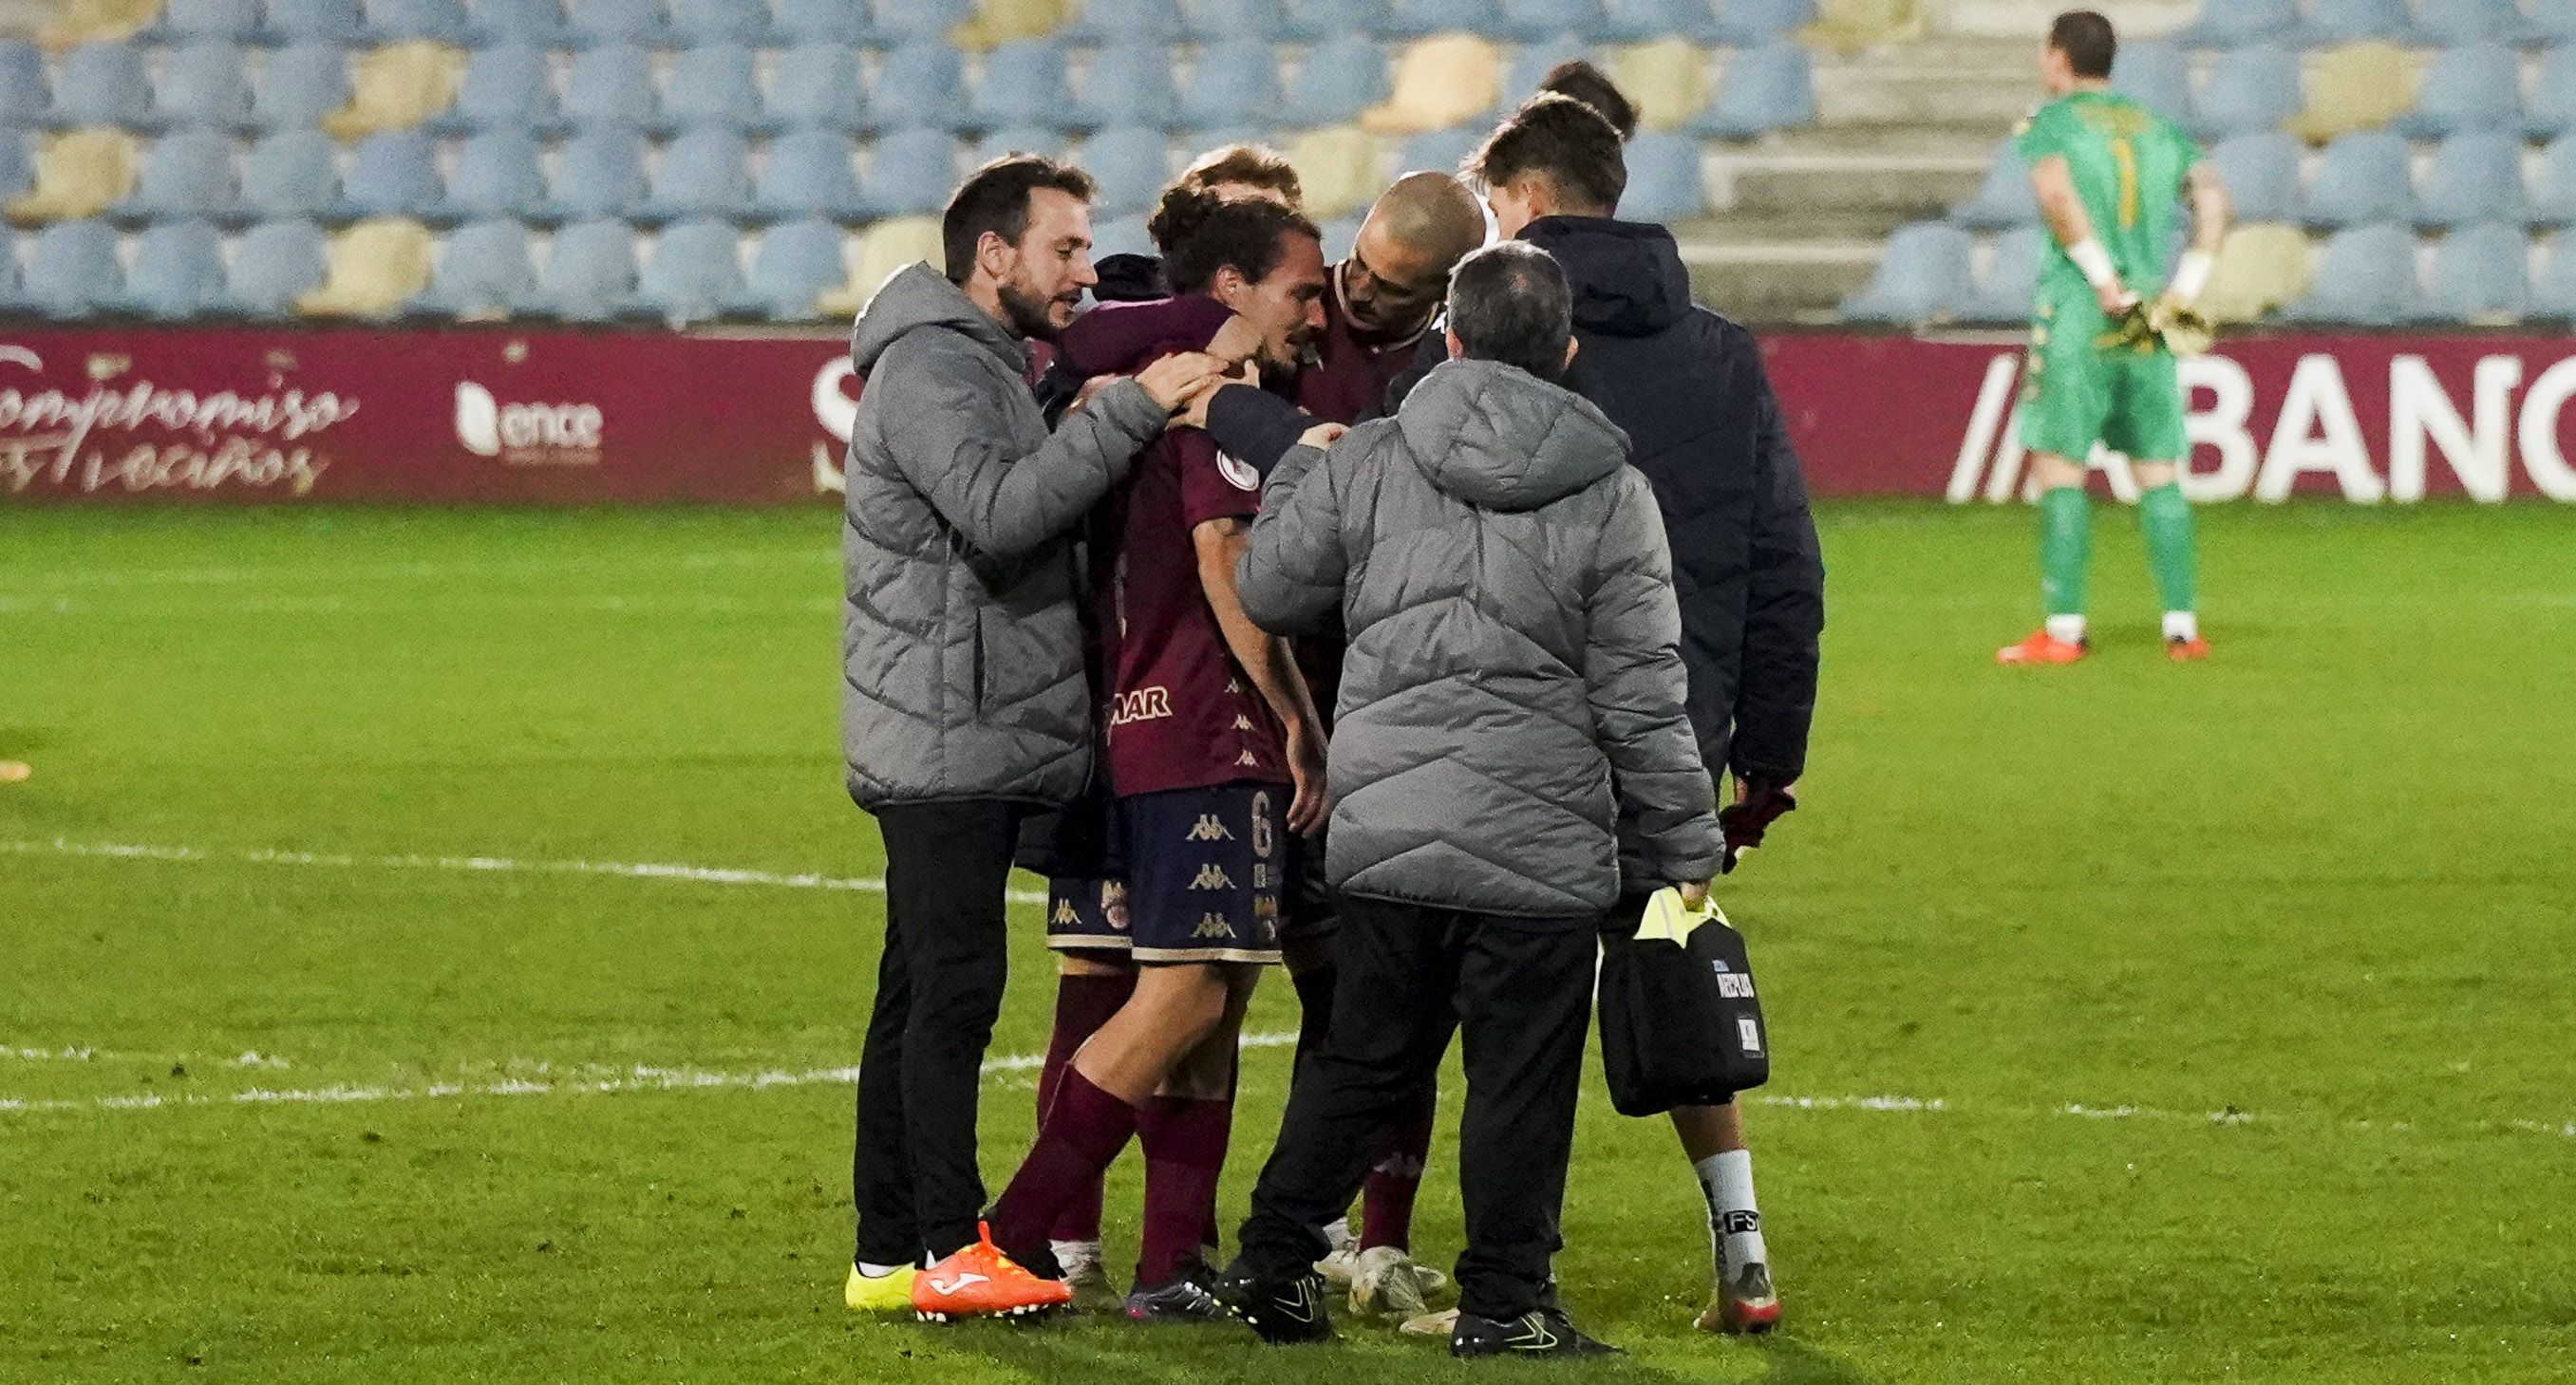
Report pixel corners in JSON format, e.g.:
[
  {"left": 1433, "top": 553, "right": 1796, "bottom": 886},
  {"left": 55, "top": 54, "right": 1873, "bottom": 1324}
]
[
  {"left": 1192, "top": 913, "right": 1235, "bottom": 940},
  {"left": 1186, "top": 815, "right": 1233, "bottom": 843},
  {"left": 1051, "top": 898, "right": 1077, "bottom": 926},
  {"left": 1189, "top": 864, "right": 1234, "bottom": 891}
]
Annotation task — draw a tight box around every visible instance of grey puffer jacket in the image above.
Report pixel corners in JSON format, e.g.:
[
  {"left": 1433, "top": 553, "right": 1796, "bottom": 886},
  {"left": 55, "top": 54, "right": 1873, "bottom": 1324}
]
[
  {"left": 843, "top": 263, "right": 1168, "bottom": 811},
  {"left": 1235, "top": 359, "right": 1721, "bottom": 918}
]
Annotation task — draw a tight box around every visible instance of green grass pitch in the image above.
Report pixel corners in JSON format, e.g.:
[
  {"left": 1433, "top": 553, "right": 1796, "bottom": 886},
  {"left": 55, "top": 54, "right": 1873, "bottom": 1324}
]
[{"left": 3, "top": 501, "right": 2572, "bottom": 1385}]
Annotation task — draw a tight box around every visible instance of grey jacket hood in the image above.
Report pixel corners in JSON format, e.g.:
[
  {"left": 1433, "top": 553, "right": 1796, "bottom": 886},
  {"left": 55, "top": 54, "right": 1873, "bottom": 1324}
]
[
  {"left": 1396, "top": 359, "right": 1630, "bottom": 513},
  {"left": 850, "top": 262, "right": 1025, "bottom": 378}
]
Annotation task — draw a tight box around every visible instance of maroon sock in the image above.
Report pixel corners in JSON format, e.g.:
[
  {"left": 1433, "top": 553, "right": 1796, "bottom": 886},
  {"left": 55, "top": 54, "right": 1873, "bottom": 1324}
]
[
  {"left": 988, "top": 1068, "right": 1139, "bottom": 1261},
  {"left": 1361, "top": 1080, "right": 1438, "bottom": 1253},
  {"left": 1038, "top": 971, "right": 1133, "bottom": 1243},
  {"left": 1135, "top": 1092, "right": 1233, "bottom": 1288}
]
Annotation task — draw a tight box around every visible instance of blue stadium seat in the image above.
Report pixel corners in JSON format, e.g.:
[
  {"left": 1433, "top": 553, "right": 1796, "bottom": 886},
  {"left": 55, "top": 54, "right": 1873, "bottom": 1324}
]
[
  {"left": 228, "top": 217, "right": 328, "bottom": 315},
  {"left": 1319, "top": 214, "right": 1359, "bottom": 259},
  {"left": 569, "top": 0, "right": 672, "bottom": 47},
  {"left": 2111, "top": 39, "right": 2190, "bottom": 124},
  {"left": 563, "top": 44, "right": 661, "bottom": 130},
  {"left": 122, "top": 127, "right": 239, "bottom": 218},
  {"left": 1711, "top": 0, "right": 1812, "bottom": 46},
  {"left": 1840, "top": 222, "right": 1970, "bottom": 323},
  {"left": 1956, "top": 224, "right": 2044, "bottom": 323},
  {"left": 115, "top": 218, "right": 226, "bottom": 319},
  {"left": 252, "top": 45, "right": 352, "bottom": 130},
  {"left": 970, "top": 41, "right": 1074, "bottom": 132},
  {"left": 869, "top": 42, "right": 969, "bottom": 134},
  {"left": 47, "top": 44, "right": 152, "bottom": 129},
  {"left": 1691, "top": 42, "right": 1813, "bottom": 140},
  {"left": 153, "top": 0, "right": 262, "bottom": 42},
  {"left": 873, "top": 0, "right": 973, "bottom": 45},
  {"left": 0, "top": 41, "right": 46, "bottom": 129},
  {"left": 468, "top": 0, "right": 572, "bottom": 47},
  {"left": 1082, "top": 125, "right": 1170, "bottom": 216},
  {"left": 766, "top": 44, "right": 868, "bottom": 132},
  {"left": 2209, "top": 132, "right": 2303, "bottom": 224},
  {"left": 2416, "top": 132, "right": 2528, "bottom": 229},
  {"left": 774, "top": 0, "right": 873, "bottom": 42},
  {"left": 2304, "top": 132, "right": 2415, "bottom": 227},
  {"left": 0, "top": 131, "right": 31, "bottom": 205},
  {"left": 2514, "top": 0, "right": 2576, "bottom": 47},
  {"left": 1083, "top": 44, "right": 1182, "bottom": 132},
  {"left": 970, "top": 124, "right": 1061, "bottom": 165},
  {"left": 363, "top": 0, "right": 470, "bottom": 43},
  {"left": 151, "top": 42, "right": 254, "bottom": 132},
  {"left": 665, "top": 43, "right": 762, "bottom": 132},
  {"left": 0, "top": 223, "right": 19, "bottom": 312},
  {"left": 2280, "top": 222, "right": 2416, "bottom": 324},
  {"left": 343, "top": 129, "right": 445, "bottom": 218},
  {"left": 22, "top": 219, "right": 122, "bottom": 319},
  {"left": 2172, "top": 0, "right": 2293, "bottom": 47},
  {"left": 1597, "top": 0, "right": 1718, "bottom": 42},
  {"left": 544, "top": 129, "right": 650, "bottom": 220},
  {"left": 1381, "top": 0, "right": 1498, "bottom": 37},
  {"left": 2394, "top": 45, "right": 2523, "bottom": 139},
  {"left": 2416, "top": 221, "right": 2528, "bottom": 320},
  {"left": 1064, "top": 0, "right": 1184, "bottom": 42},
  {"left": 1496, "top": 0, "right": 1605, "bottom": 42},
  {"left": 2191, "top": 44, "right": 2300, "bottom": 141},
  {"left": 2295, "top": 0, "right": 2410, "bottom": 46},
  {"left": 1281, "top": 0, "right": 1372, "bottom": 38},
  {"left": 1174, "top": 42, "right": 1271, "bottom": 132},
  {"left": 424, "top": 217, "right": 537, "bottom": 315},
  {"left": 748, "top": 215, "right": 844, "bottom": 319},
  {"left": 1400, "top": 124, "right": 1482, "bottom": 178},
  {"left": 2527, "top": 47, "right": 2576, "bottom": 140},
  {"left": 2413, "top": 0, "right": 2521, "bottom": 47},
  {"left": 1286, "top": 35, "right": 1389, "bottom": 124},
  {"left": 240, "top": 129, "right": 341, "bottom": 218},
  {"left": 860, "top": 126, "right": 959, "bottom": 217},
  {"left": 535, "top": 217, "right": 641, "bottom": 319},
  {"left": 1951, "top": 140, "right": 2038, "bottom": 229},
  {"left": 2535, "top": 140, "right": 2576, "bottom": 226},
  {"left": 1493, "top": 34, "right": 1589, "bottom": 115},
  {"left": 1619, "top": 131, "right": 1704, "bottom": 222},
  {"left": 639, "top": 216, "right": 751, "bottom": 324},
  {"left": 433, "top": 44, "right": 560, "bottom": 136},
  {"left": 2536, "top": 233, "right": 2576, "bottom": 318},
  {"left": 446, "top": 129, "right": 546, "bottom": 219},
  {"left": 757, "top": 127, "right": 866, "bottom": 218},
  {"left": 1090, "top": 212, "right": 1152, "bottom": 257},
  {"left": 1185, "top": 0, "right": 1283, "bottom": 41},
  {"left": 263, "top": 0, "right": 366, "bottom": 45},
  {"left": 647, "top": 127, "right": 751, "bottom": 220},
  {"left": 671, "top": 0, "right": 778, "bottom": 45}
]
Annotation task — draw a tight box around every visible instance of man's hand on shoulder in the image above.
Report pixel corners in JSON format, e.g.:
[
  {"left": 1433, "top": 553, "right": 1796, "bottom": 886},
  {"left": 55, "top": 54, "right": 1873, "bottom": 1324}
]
[
  {"left": 1175, "top": 359, "right": 1260, "bottom": 431},
  {"left": 1297, "top": 422, "right": 1348, "bottom": 450},
  {"left": 1135, "top": 351, "right": 1228, "bottom": 415}
]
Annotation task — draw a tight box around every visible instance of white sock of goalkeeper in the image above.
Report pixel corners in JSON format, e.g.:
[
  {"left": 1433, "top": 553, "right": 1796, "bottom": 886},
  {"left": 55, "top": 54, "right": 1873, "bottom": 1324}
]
[{"left": 1695, "top": 1150, "right": 1768, "bottom": 1274}]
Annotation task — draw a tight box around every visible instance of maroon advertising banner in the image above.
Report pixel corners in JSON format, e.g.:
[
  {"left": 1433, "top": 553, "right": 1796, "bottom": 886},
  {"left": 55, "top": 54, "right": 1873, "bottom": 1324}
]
[{"left": 6, "top": 327, "right": 2575, "bottom": 504}]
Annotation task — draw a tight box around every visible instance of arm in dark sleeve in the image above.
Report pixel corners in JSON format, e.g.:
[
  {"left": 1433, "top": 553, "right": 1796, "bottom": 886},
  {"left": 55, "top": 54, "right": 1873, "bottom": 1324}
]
[
  {"left": 1586, "top": 473, "right": 1723, "bottom": 886},
  {"left": 1380, "top": 328, "right": 1446, "bottom": 415},
  {"left": 1200, "top": 384, "right": 1316, "bottom": 478},
  {"left": 1728, "top": 345, "right": 1827, "bottom": 784},
  {"left": 1233, "top": 440, "right": 1349, "bottom": 635}
]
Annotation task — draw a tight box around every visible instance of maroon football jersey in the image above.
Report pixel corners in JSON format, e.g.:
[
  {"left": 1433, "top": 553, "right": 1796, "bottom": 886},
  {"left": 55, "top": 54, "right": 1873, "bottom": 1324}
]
[{"left": 1294, "top": 264, "right": 1435, "bottom": 428}]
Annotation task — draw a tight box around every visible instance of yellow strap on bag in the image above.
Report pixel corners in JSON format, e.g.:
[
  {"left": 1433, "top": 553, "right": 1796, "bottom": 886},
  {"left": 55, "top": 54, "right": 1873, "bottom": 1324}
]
[{"left": 1635, "top": 886, "right": 1729, "bottom": 945}]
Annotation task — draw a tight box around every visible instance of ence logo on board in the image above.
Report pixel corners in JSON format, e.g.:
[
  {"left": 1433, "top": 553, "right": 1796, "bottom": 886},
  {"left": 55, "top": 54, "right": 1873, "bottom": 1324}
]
[{"left": 455, "top": 382, "right": 605, "bottom": 467}]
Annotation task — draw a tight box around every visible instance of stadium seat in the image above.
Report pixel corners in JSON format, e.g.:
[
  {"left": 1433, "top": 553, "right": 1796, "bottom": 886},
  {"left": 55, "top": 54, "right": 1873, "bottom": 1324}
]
[
  {"left": 1088, "top": 211, "right": 1152, "bottom": 258},
  {"left": 298, "top": 215, "right": 433, "bottom": 315},
  {"left": 818, "top": 212, "right": 939, "bottom": 313},
  {"left": 253, "top": 45, "right": 355, "bottom": 131},
  {"left": 0, "top": 132, "right": 31, "bottom": 206},
  {"left": 636, "top": 215, "right": 751, "bottom": 324},
  {"left": 1363, "top": 35, "right": 1502, "bottom": 135},
  {"left": 1185, "top": 0, "right": 1283, "bottom": 41},
  {"left": 467, "top": 0, "right": 571, "bottom": 47},
  {"left": 1286, "top": 36, "right": 1391, "bottom": 126},
  {"left": 862, "top": 127, "right": 962, "bottom": 217},
  {"left": 2416, "top": 133, "right": 2528, "bottom": 229},
  {"left": 2393, "top": 44, "right": 2523, "bottom": 139},
  {"left": 2536, "top": 234, "right": 2576, "bottom": 318},
  {"left": 0, "top": 222, "right": 19, "bottom": 311},
  {"left": 544, "top": 129, "right": 650, "bottom": 220},
  {"left": 747, "top": 215, "right": 846, "bottom": 319},
  {"left": 1495, "top": 0, "right": 1605, "bottom": 42},
  {"left": 1174, "top": 42, "right": 1273, "bottom": 133},
  {"left": 324, "top": 39, "right": 466, "bottom": 137},
  {"left": 153, "top": 0, "right": 260, "bottom": 41},
  {"left": 773, "top": 0, "right": 870, "bottom": 42},
  {"left": 2208, "top": 133, "right": 2303, "bottom": 225},
  {"left": 121, "top": 126, "right": 239, "bottom": 219},
  {"left": 2192, "top": 44, "right": 2300, "bottom": 141},
  {"left": 758, "top": 127, "right": 867, "bottom": 218},
  {"left": 970, "top": 125, "right": 1061, "bottom": 166},
  {"left": 764, "top": 44, "right": 867, "bottom": 132},
  {"left": 2279, "top": 221, "right": 2416, "bottom": 324},
  {"left": 240, "top": 129, "right": 341, "bottom": 218},
  {"left": 47, "top": 44, "right": 152, "bottom": 129},
  {"left": 2282, "top": 41, "right": 2413, "bottom": 144},
  {"left": 873, "top": 0, "right": 973, "bottom": 45},
  {"left": 1598, "top": 0, "right": 1719, "bottom": 42},
  {"left": 1612, "top": 37, "right": 1712, "bottom": 133},
  {"left": 2415, "top": 221, "right": 2529, "bottom": 321},
  {"left": 951, "top": 0, "right": 1066, "bottom": 47},
  {"left": 2171, "top": 0, "right": 2293, "bottom": 48},
  {"left": 20, "top": 218, "right": 122, "bottom": 318},
  {"left": 263, "top": 0, "right": 366, "bottom": 43},
  {"left": 115, "top": 217, "right": 227, "bottom": 319},
  {"left": 1281, "top": 0, "right": 1372, "bottom": 41},
  {"left": 1691, "top": 42, "right": 1814, "bottom": 140},
  {"left": 227, "top": 216, "right": 329, "bottom": 315},
  {"left": 1837, "top": 220, "right": 1969, "bottom": 323},
  {"left": 1955, "top": 224, "right": 2042, "bottom": 324},
  {"left": 2513, "top": 0, "right": 2576, "bottom": 47},
  {"left": 2197, "top": 221, "right": 2312, "bottom": 323},
  {"left": 2110, "top": 39, "right": 2190, "bottom": 124},
  {"left": 969, "top": 41, "right": 1074, "bottom": 132},
  {"left": 1951, "top": 140, "right": 2037, "bottom": 229},
  {"left": 1491, "top": 34, "right": 1588, "bottom": 116},
  {"left": 2295, "top": 0, "right": 2410, "bottom": 47},
  {"left": 432, "top": 44, "right": 560, "bottom": 136},
  {"left": 534, "top": 216, "right": 642, "bottom": 318},
  {"left": 1318, "top": 213, "right": 1359, "bottom": 260},
  {"left": 562, "top": 44, "right": 660, "bottom": 130},
  {"left": 1617, "top": 130, "right": 1704, "bottom": 222},
  {"left": 365, "top": 0, "right": 470, "bottom": 42},
  {"left": 1062, "top": 0, "right": 1183, "bottom": 42},
  {"left": 2534, "top": 140, "right": 2576, "bottom": 226},
  {"left": 868, "top": 43, "right": 969, "bottom": 134},
  {"left": 1288, "top": 125, "right": 1379, "bottom": 218},
  {"left": 150, "top": 42, "right": 254, "bottom": 132},
  {"left": 0, "top": 42, "right": 46, "bottom": 130},
  {"left": 446, "top": 129, "right": 546, "bottom": 220},
  {"left": 423, "top": 216, "right": 537, "bottom": 317},
  {"left": 671, "top": 0, "right": 777, "bottom": 44},
  {"left": 1380, "top": 0, "right": 1498, "bottom": 39},
  {"left": 2529, "top": 48, "right": 2576, "bottom": 140},
  {"left": 7, "top": 128, "right": 138, "bottom": 222},
  {"left": 341, "top": 129, "right": 444, "bottom": 219},
  {"left": 1400, "top": 124, "right": 1482, "bottom": 178},
  {"left": 2303, "top": 132, "right": 2415, "bottom": 227},
  {"left": 2413, "top": 0, "right": 2521, "bottom": 47},
  {"left": 1082, "top": 125, "right": 1171, "bottom": 217},
  {"left": 646, "top": 127, "right": 751, "bottom": 220},
  {"left": 39, "top": 0, "right": 162, "bottom": 46},
  {"left": 569, "top": 0, "right": 672, "bottom": 47},
  {"left": 664, "top": 43, "right": 762, "bottom": 132},
  {"left": 1710, "top": 0, "right": 1813, "bottom": 46}
]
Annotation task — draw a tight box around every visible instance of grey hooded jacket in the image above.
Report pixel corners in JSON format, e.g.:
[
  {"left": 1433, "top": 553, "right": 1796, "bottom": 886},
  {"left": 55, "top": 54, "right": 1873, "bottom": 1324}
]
[
  {"left": 842, "top": 263, "right": 1168, "bottom": 811},
  {"left": 1235, "top": 359, "right": 1721, "bottom": 918}
]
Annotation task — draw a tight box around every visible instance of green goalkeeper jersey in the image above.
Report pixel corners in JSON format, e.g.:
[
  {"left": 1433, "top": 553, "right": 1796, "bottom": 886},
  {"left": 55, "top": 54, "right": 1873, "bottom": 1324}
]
[{"left": 2014, "top": 90, "right": 2201, "bottom": 303}]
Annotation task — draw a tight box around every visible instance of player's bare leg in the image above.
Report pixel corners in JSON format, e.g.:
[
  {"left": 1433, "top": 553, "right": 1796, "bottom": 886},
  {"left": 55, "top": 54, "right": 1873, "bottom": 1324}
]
[
  {"left": 1039, "top": 950, "right": 1135, "bottom": 1310},
  {"left": 1999, "top": 451, "right": 2094, "bottom": 664},
  {"left": 1125, "top": 968, "right": 1261, "bottom": 1320},
  {"left": 2127, "top": 459, "right": 2207, "bottom": 659},
  {"left": 1673, "top": 1101, "right": 1778, "bottom": 1334}
]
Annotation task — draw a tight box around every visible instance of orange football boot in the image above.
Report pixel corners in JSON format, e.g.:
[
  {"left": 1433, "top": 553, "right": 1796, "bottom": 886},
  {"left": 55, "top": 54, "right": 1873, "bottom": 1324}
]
[
  {"left": 912, "top": 1223, "right": 1072, "bottom": 1322},
  {"left": 2167, "top": 635, "right": 2211, "bottom": 662},
  {"left": 1996, "top": 630, "right": 2088, "bottom": 665}
]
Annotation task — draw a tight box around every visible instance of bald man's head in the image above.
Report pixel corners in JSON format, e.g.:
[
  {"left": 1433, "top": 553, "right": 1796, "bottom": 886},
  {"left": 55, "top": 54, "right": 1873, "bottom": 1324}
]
[{"left": 1343, "top": 172, "right": 1488, "bottom": 336}]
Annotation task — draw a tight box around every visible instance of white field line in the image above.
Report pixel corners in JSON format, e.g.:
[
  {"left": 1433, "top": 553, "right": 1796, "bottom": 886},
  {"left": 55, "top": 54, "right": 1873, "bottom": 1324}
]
[{"left": 0, "top": 837, "right": 1049, "bottom": 908}]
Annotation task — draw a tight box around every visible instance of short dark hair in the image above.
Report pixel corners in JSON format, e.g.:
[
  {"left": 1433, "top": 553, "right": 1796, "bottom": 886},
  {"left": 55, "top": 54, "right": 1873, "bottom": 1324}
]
[
  {"left": 1149, "top": 185, "right": 1323, "bottom": 292},
  {"left": 1536, "top": 59, "right": 1639, "bottom": 142},
  {"left": 1176, "top": 142, "right": 1304, "bottom": 208},
  {"left": 1469, "top": 93, "right": 1626, "bottom": 216},
  {"left": 942, "top": 156, "right": 1097, "bottom": 284},
  {"left": 1447, "top": 242, "right": 1573, "bottom": 384},
  {"left": 2050, "top": 10, "right": 2116, "bottom": 80}
]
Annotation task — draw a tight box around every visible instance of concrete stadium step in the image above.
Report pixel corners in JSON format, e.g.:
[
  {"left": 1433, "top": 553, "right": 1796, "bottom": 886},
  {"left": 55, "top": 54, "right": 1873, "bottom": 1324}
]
[
  {"left": 1680, "top": 237, "right": 1884, "bottom": 325},
  {"left": 1934, "top": 0, "right": 2196, "bottom": 40},
  {"left": 1710, "top": 148, "right": 1989, "bottom": 220}
]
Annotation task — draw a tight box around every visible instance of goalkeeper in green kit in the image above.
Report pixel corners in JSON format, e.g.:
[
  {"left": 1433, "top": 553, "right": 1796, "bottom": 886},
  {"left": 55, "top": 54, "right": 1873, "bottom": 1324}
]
[{"left": 1998, "top": 10, "right": 2230, "bottom": 666}]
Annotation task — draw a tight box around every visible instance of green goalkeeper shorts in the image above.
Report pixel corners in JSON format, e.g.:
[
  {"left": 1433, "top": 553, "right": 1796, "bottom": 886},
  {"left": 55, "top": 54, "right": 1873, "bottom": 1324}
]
[{"left": 2019, "top": 290, "right": 2189, "bottom": 463}]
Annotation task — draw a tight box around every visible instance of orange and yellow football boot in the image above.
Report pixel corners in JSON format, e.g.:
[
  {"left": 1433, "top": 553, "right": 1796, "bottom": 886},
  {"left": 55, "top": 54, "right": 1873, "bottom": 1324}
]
[
  {"left": 1996, "top": 630, "right": 2088, "bottom": 665},
  {"left": 2167, "top": 635, "right": 2210, "bottom": 662},
  {"left": 911, "top": 1224, "right": 1071, "bottom": 1322}
]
